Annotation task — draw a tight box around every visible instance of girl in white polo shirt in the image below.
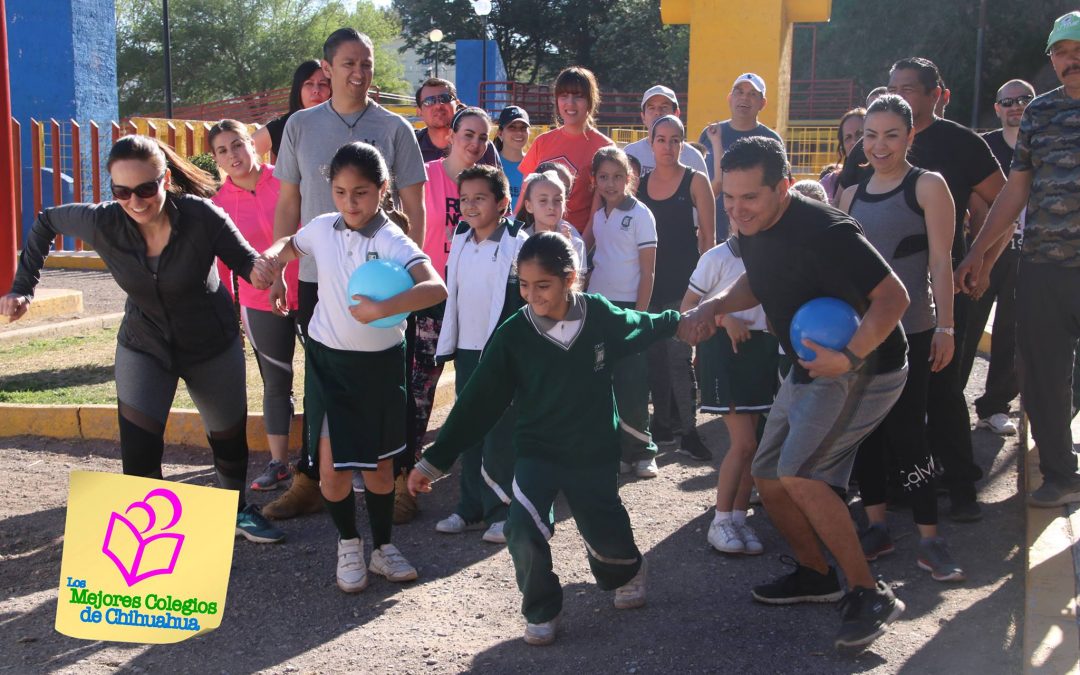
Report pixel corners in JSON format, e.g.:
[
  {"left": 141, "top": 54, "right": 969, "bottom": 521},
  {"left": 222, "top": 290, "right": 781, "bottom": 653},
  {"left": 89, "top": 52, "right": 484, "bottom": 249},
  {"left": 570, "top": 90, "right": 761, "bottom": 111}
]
[
  {"left": 433, "top": 165, "right": 529, "bottom": 545},
  {"left": 258, "top": 142, "right": 447, "bottom": 593},
  {"left": 520, "top": 171, "right": 587, "bottom": 273},
  {"left": 680, "top": 236, "right": 778, "bottom": 556},
  {"left": 587, "top": 147, "right": 660, "bottom": 478}
]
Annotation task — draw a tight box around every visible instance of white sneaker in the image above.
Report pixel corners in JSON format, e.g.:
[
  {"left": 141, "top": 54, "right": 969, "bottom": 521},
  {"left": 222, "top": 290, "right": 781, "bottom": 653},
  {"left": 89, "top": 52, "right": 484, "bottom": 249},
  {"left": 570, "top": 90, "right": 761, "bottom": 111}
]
[
  {"left": 619, "top": 461, "right": 633, "bottom": 475},
  {"left": 735, "top": 522, "right": 764, "bottom": 555},
  {"left": 614, "top": 558, "right": 647, "bottom": 609},
  {"left": 524, "top": 615, "right": 558, "bottom": 645},
  {"left": 368, "top": 543, "right": 418, "bottom": 582},
  {"left": 976, "top": 413, "right": 1017, "bottom": 436},
  {"left": 707, "top": 520, "right": 745, "bottom": 554},
  {"left": 435, "top": 513, "right": 469, "bottom": 534},
  {"left": 635, "top": 458, "right": 659, "bottom": 478},
  {"left": 482, "top": 520, "right": 507, "bottom": 544},
  {"left": 336, "top": 537, "right": 368, "bottom": 593}
]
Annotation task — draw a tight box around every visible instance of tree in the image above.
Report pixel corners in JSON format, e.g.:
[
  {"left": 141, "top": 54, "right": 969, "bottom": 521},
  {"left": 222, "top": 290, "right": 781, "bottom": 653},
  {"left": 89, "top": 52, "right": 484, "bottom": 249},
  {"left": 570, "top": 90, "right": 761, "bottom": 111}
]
[{"left": 116, "top": 0, "right": 409, "bottom": 117}]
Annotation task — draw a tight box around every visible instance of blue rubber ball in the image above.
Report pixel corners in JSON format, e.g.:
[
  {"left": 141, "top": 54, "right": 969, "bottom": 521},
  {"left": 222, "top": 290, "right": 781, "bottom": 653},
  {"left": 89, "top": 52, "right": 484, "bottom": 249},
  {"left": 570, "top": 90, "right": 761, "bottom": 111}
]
[
  {"left": 347, "top": 259, "right": 414, "bottom": 328},
  {"left": 789, "top": 297, "right": 861, "bottom": 361}
]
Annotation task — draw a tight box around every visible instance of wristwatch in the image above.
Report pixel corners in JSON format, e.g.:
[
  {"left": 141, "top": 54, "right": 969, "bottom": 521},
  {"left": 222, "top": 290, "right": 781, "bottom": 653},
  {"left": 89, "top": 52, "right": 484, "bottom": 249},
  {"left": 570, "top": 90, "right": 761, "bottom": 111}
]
[
  {"left": 841, "top": 347, "right": 866, "bottom": 371},
  {"left": 935, "top": 326, "right": 955, "bottom": 336}
]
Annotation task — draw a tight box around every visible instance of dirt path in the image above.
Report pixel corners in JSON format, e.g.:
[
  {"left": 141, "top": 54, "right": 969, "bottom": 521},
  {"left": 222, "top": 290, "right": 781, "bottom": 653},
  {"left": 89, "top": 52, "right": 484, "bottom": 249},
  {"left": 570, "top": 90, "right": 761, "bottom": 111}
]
[{"left": 0, "top": 361, "right": 1024, "bottom": 674}]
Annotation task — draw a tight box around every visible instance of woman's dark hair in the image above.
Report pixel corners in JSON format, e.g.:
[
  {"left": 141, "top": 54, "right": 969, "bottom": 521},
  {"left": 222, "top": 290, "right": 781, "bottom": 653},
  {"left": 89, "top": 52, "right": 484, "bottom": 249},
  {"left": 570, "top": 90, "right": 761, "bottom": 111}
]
[
  {"left": 649, "top": 114, "right": 685, "bottom": 141},
  {"left": 107, "top": 134, "right": 218, "bottom": 198},
  {"left": 517, "top": 231, "right": 578, "bottom": 284},
  {"left": 451, "top": 106, "right": 491, "bottom": 133},
  {"left": 457, "top": 164, "right": 510, "bottom": 207},
  {"left": 866, "top": 94, "right": 913, "bottom": 132},
  {"left": 535, "top": 161, "right": 574, "bottom": 194},
  {"left": 719, "top": 136, "right": 791, "bottom": 187},
  {"left": 553, "top": 66, "right": 600, "bottom": 128},
  {"left": 327, "top": 141, "right": 408, "bottom": 233},
  {"left": 835, "top": 107, "right": 866, "bottom": 163},
  {"left": 207, "top": 119, "right": 252, "bottom": 149},
  {"left": 288, "top": 60, "right": 325, "bottom": 114}
]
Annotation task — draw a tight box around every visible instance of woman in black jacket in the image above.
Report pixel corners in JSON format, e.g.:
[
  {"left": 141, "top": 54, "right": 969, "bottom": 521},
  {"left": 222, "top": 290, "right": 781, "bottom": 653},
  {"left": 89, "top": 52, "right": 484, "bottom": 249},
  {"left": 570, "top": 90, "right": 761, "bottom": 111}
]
[{"left": 1, "top": 134, "right": 284, "bottom": 544}]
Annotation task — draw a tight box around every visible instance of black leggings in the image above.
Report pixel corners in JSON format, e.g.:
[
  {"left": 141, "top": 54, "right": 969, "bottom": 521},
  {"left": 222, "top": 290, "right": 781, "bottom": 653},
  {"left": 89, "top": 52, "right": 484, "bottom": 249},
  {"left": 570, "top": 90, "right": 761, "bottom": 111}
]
[
  {"left": 115, "top": 338, "right": 249, "bottom": 510},
  {"left": 854, "top": 329, "right": 937, "bottom": 525},
  {"left": 294, "top": 280, "right": 319, "bottom": 480}
]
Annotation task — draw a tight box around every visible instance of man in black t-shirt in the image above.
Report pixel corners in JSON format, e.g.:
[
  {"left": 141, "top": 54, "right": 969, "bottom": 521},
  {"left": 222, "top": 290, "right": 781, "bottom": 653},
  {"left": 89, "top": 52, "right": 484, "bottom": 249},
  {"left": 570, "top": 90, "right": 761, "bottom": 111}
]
[
  {"left": 959, "top": 79, "right": 1035, "bottom": 435},
  {"left": 681, "top": 137, "right": 909, "bottom": 650},
  {"left": 840, "top": 57, "right": 1006, "bottom": 522},
  {"left": 413, "top": 77, "right": 501, "bottom": 167}
]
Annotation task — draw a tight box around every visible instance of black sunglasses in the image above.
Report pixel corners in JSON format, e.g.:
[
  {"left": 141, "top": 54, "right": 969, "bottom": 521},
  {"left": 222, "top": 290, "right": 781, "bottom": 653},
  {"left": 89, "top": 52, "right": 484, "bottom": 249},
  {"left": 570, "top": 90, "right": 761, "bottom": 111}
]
[
  {"left": 420, "top": 92, "right": 455, "bottom": 108},
  {"left": 997, "top": 94, "right": 1034, "bottom": 108},
  {"left": 111, "top": 173, "right": 166, "bottom": 200}
]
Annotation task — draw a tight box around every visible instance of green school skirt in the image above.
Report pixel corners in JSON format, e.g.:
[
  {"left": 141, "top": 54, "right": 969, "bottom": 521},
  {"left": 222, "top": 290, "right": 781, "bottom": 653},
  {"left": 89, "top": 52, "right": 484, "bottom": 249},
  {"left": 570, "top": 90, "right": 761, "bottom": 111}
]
[
  {"left": 697, "top": 329, "right": 780, "bottom": 415},
  {"left": 304, "top": 338, "right": 407, "bottom": 471}
]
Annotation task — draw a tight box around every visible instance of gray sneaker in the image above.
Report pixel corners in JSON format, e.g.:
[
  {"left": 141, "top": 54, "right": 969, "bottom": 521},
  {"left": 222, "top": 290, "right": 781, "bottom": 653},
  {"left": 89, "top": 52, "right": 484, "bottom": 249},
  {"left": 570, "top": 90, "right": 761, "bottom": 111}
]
[
  {"left": 917, "top": 537, "right": 965, "bottom": 582},
  {"left": 859, "top": 525, "right": 895, "bottom": 561},
  {"left": 250, "top": 459, "right": 290, "bottom": 491},
  {"left": 1028, "top": 479, "right": 1080, "bottom": 508}
]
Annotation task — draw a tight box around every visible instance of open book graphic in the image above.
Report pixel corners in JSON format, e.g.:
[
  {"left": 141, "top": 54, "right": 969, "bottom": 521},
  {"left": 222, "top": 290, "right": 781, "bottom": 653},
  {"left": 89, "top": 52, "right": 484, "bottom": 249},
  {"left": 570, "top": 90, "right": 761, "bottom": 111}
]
[{"left": 102, "top": 488, "right": 185, "bottom": 587}]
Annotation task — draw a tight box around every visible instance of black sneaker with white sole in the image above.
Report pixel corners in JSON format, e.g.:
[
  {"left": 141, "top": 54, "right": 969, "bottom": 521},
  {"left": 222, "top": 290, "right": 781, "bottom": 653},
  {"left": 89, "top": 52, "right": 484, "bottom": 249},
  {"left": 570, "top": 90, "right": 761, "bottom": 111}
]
[
  {"left": 834, "top": 580, "right": 905, "bottom": 649},
  {"left": 676, "top": 429, "right": 713, "bottom": 461},
  {"left": 751, "top": 555, "right": 844, "bottom": 605}
]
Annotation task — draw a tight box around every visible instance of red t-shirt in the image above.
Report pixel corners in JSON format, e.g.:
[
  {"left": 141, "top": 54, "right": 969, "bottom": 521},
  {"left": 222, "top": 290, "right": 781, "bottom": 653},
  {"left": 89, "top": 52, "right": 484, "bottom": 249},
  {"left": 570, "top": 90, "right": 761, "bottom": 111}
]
[{"left": 519, "top": 127, "right": 614, "bottom": 233}]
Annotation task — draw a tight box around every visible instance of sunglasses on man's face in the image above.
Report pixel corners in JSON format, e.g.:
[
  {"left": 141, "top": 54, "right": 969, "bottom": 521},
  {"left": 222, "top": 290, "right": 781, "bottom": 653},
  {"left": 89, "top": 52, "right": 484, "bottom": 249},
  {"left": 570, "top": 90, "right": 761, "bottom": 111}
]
[
  {"left": 420, "top": 92, "right": 455, "bottom": 108},
  {"left": 111, "top": 173, "right": 166, "bottom": 200},
  {"left": 996, "top": 94, "right": 1034, "bottom": 108}
]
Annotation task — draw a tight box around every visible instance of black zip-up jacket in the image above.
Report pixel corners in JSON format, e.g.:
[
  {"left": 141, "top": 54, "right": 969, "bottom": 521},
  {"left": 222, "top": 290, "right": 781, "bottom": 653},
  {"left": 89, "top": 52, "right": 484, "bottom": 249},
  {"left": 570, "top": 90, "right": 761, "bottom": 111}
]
[{"left": 11, "top": 195, "right": 259, "bottom": 372}]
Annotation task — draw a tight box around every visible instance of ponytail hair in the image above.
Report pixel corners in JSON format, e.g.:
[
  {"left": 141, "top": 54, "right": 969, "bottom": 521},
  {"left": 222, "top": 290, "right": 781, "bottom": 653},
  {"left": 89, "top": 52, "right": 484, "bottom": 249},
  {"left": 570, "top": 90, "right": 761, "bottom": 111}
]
[
  {"left": 326, "top": 141, "right": 409, "bottom": 234},
  {"left": 516, "top": 231, "right": 580, "bottom": 290},
  {"left": 107, "top": 134, "right": 219, "bottom": 198}
]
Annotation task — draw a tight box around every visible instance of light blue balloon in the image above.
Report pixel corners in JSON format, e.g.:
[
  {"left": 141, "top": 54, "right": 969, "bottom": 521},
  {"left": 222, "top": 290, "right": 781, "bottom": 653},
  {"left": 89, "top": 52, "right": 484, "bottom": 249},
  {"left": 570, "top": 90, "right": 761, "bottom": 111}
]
[
  {"left": 347, "top": 259, "right": 414, "bottom": 328},
  {"left": 789, "top": 297, "right": 861, "bottom": 361}
]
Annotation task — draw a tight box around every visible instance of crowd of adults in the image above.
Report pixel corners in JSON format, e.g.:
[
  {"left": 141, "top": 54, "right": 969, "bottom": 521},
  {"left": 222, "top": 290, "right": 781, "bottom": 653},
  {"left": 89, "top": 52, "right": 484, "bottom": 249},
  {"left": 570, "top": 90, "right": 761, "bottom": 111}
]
[{"left": 4, "top": 10, "right": 1080, "bottom": 652}]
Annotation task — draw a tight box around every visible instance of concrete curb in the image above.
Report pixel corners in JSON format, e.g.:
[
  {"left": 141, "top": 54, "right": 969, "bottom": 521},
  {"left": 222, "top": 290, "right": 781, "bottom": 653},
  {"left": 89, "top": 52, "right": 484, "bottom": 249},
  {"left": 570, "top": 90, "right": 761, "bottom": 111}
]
[
  {"left": 0, "top": 312, "right": 125, "bottom": 345},
  {"left": 1023, "top": 436, "right": 1080, "bottom": 674},
  {"left": 43, "top": 251, "right": 108, "bottom": 271}
]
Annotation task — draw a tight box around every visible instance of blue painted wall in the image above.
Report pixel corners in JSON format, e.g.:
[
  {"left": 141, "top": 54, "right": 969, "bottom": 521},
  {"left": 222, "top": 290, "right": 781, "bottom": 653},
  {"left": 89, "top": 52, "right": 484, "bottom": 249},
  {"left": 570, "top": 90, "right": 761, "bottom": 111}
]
[
  {"left": 7, "top": 0, "right": 118, "bottom": 238},
  {"left": 455, "top": 39, "right": 506, "bottom": 111}
]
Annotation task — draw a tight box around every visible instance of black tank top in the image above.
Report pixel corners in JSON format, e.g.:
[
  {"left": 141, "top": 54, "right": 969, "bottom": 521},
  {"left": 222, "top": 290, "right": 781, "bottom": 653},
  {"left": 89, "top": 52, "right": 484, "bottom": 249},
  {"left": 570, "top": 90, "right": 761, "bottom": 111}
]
[{"left": 638, "top": 168, "right": 700, "bottom": 306}]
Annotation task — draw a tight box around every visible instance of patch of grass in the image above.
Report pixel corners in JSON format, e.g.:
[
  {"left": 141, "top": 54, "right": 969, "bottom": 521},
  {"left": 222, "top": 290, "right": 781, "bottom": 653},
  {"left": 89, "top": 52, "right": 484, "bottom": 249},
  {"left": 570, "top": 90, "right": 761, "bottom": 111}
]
[{"left": 0, "top": 326, "right": 306, "bottom": 412}]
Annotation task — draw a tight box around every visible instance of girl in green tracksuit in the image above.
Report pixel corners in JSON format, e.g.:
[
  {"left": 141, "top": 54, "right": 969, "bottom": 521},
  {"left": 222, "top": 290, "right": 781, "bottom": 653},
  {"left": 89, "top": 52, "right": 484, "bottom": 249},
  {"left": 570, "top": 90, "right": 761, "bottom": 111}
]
[{"left": 408, "top": 231, "right": 683, "bottom": 646}]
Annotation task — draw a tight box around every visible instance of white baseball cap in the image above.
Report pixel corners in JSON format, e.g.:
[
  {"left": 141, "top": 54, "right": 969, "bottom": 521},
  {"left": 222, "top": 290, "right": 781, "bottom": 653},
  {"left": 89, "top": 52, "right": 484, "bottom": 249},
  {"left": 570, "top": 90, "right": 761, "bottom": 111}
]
[
  {"left": 641, "top": 85, "right": 679, "bottom": 110},
  {"left": 732, "top": 73, "right": 766, "bottom": 96}
]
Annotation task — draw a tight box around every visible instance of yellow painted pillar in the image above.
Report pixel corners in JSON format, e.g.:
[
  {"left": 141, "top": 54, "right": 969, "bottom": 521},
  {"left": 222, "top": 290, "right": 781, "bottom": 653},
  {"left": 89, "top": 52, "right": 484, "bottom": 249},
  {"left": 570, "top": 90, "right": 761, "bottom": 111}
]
[{"left": 662, "top": 0, "right": 832, "bottom": 140}]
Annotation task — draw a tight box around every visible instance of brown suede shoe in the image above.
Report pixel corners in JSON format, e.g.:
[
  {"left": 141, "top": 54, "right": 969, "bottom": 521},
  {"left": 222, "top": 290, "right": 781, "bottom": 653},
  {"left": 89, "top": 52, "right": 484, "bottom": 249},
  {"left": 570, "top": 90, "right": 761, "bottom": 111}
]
[
  {"left": 262, "top": 469, "right": 323, "bottom": 520},
  {"left": 393, "top": 472, "right": 419, "bottom": 524}
]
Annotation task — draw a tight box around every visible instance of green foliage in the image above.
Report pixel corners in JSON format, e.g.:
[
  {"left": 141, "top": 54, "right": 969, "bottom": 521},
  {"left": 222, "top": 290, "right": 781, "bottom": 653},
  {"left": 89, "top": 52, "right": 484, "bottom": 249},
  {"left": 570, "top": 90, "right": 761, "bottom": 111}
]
[
  {"left": 116, "top": 0, "right": 409, "bottom": 117},
  {"left": 188, "top": 153, "right": 220, "bottom": 182},
  {"left": 794, "top": 0, "right": 1076, "bottom": 126},
  {"left": 391, "top": 0, "right": 688, "bottom": 89}
]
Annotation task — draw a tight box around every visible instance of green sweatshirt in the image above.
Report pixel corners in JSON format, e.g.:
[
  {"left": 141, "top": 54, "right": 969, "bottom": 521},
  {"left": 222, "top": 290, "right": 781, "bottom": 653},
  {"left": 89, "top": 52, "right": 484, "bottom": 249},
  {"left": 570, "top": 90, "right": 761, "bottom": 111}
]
[{"left": 417, "top": 293, "right": 680, "bottom": 477}]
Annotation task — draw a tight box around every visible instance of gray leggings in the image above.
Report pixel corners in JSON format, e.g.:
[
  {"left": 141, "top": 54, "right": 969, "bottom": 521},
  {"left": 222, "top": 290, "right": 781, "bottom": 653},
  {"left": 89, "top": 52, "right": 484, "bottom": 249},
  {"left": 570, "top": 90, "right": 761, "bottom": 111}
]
[
  {"left": 115, "top": 339, "right": 248, "bottom": 431},
  {"left": 241, "top": 306, "right": 298, "bottom": 436}
]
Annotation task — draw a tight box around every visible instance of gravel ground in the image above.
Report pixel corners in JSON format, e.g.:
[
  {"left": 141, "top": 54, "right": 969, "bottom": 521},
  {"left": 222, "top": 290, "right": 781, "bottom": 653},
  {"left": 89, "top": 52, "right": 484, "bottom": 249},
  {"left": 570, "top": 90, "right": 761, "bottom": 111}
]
[
  {"left": 1, "top": 269, "right": 127, "bottom": 333},
  {"left": 0, "top": 359, "right": 1025, "bottom": 674}
]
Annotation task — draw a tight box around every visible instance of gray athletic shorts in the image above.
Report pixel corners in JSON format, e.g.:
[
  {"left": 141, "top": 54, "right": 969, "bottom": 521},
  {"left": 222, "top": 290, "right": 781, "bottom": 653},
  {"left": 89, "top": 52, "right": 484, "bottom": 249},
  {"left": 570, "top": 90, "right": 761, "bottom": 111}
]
[{"left": 751, "top": 365, "right": 908, "bottom": 488}]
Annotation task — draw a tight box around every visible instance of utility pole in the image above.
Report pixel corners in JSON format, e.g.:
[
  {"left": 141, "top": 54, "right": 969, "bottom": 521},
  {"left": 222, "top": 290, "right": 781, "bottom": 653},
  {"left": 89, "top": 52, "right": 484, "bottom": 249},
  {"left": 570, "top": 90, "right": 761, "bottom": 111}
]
[
  {"left": 971, "top": 0, "right": 988, "bottom": 128},
  {"left": 163, "top": 0, "right": 173, "bottom": 118}
]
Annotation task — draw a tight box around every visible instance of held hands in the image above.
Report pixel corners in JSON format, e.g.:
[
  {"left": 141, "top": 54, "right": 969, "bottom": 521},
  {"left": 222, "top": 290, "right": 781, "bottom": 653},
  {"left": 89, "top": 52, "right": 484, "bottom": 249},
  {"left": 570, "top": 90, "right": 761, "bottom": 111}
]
[
  {"left": 406, "top": 468, "right": 432, "bottom": 497},
  {"left": 269, "top": 276, "right": 289, "bottom": 317},
  {"left": 0, "top": 293, "right": 30, "bottom": 322},
  {"left": 720, "top": 315, "right": 751, "bottom": 353},
  {"left": 349, "top": 295, "right": 388, "bottom": 324},
  {"left": 953, "top": 251, "right": 983, "bottom": 297},
  {"left": 929, "top": 332, "right": 955, "bottom": 373},
  {"left": 249, "top": 255, "right": 279, "bottom": 291},
  {"left": 797, "top": 339, "right": 852, "bottom": 379},
  {"left": 677, "top": 305, "right": 721, "bottom": 346}
]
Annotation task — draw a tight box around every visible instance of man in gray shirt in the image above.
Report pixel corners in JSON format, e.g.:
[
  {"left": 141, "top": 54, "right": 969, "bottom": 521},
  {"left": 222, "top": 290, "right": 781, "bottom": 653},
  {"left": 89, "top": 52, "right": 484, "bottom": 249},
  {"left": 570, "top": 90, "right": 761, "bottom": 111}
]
[{"left": 264, "top": 28, "right": 427, "bottom": 520}]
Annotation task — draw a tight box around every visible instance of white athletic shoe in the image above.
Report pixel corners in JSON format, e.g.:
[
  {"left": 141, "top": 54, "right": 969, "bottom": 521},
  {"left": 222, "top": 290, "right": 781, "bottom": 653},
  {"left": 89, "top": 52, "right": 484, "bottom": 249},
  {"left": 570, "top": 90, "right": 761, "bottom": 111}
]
[
  {"left": 735, "top": 522, "right": 764, "bottom": 555},
  {"left": 482, "top": 520, "right": 507, "bottom": 544},
  {"left": 368, "top": 543, "right": 418, "bottom": 582},
  {"left": 975, "top": 413, "right": 1017, "bottom": 436},
  {"left": 336, "top": 537, "right": 368, "bottom": 593},
  {"left": 614, "top": 559, "right": 647, "bottom": 609},
  {"left": 435, "top": 513, "right": 473, "bottom": 534},
  {"left": 635, "top": 458, "right": 659, "bottom": 478},
  {"left": 524, "top": 615, "right": 559, "bottom": 645},
  {"left": 708, "top": 520, "right": 745, "bottom": 554}
]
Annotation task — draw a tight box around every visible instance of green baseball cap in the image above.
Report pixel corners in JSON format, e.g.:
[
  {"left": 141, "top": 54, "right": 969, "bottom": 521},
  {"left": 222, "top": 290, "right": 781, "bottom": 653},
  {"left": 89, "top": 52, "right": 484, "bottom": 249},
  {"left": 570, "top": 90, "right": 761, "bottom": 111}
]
[{"left": 1047, "top": 11, "right": 1080, "bottom": 54}]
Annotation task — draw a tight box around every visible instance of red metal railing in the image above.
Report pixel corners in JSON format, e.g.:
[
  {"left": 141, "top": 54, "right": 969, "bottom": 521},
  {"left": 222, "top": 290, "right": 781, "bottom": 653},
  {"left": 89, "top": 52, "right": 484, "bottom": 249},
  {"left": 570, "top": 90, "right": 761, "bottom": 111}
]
[
  {"left": 478, "top": 82, "right": 690, "bottom": 128},
  {"left": 789, "top": 79, "right": 857, "bottom": 120}
]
